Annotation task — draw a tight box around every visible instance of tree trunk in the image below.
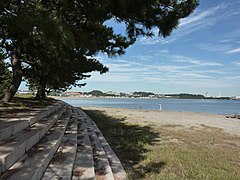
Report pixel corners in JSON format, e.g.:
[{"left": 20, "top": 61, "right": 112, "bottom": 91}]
[
  {"left": 35, "top": 82, "right": 46, "bottom": 100},
  {"left": 1, "top": 53, "right": 22, "bottom": 102}
]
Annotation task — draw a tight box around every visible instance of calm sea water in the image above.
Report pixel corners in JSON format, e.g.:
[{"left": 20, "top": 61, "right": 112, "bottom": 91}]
[{"left": 56, "top": 97, "right": 240, "bottom": 115}]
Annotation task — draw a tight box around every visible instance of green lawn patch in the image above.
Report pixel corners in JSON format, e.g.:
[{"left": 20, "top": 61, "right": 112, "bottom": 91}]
[
  {"left": 83, "top": 108, "right": 240, "bottom": 179},
  {"left": 0, "top": 95, "right": 55, "bottom": 117}
]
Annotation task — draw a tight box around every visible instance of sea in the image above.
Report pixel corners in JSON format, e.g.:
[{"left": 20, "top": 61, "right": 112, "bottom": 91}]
[{"left": 55, "top": 97, "right": 240, "bottom": 115}]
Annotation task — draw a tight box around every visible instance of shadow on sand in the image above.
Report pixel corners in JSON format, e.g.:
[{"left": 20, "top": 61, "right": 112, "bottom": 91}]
[{"left": 83, "top": 108, "right": 165, "bottom": 179}]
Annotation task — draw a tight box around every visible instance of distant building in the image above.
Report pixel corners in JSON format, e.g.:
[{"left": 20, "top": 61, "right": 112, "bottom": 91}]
[
  {"left": 205, "top": 92, "right": 208, "bottom": 97},
  {"left": 148, "top": 95, "right": 156, "bottom": 98},
  {"left": 231, "top": 96, "right": 240, "bottom": 100},
  {"left": 63, "top": 92, "right": 81, "bottom": 97},
  {"left": 17, "top": 90, "right": 32, "bottom": 94},
  {"left": 106, "top": 91, "right": 120, "bottom": 96}
]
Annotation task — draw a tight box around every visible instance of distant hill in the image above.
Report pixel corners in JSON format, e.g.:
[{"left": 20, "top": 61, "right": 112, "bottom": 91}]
[
  {"left": 57, "top": 90, "right": 231, "bottom": 100},
  {"left": 132, "top": 91, "right": 155, "bottom": 97},
  {"left": 165, "top": 93, "right": 205, "bottom": 99}
]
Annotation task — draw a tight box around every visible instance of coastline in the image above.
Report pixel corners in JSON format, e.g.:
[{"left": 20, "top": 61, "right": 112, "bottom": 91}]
[{"left": 82, "top": 106, "right": 240, "bottom": 136}]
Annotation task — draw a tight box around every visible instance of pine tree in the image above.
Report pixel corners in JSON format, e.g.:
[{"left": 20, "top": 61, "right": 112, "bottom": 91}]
[{"left": 0, "top": 0, "right": 199, "bottom": 101}]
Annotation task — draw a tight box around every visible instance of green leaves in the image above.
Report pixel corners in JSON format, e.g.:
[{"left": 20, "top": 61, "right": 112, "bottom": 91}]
[{"left": 0, "top": 0, "right": 199, "bottom": 100}]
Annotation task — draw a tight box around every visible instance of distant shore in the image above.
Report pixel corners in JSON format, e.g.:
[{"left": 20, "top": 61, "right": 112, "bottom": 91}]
[
  {"left": 49, "top": 95, "right": 239, "bottom": 100},
  {"left": 49, "top": 96, "right": 159, "bottom": 99},
  {"left": 82, "top": 107, "right": 240, "bottom": 136}
]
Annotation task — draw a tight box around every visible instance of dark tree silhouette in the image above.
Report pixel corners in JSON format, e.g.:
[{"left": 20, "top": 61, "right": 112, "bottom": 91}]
[{"left": 0, "top": 0, "right": 199, "bottom": 101}]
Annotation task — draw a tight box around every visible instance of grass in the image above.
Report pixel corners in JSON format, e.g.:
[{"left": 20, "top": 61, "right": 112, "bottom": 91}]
[
  {"left": 83, "top": 108, "right": 240, "bottom": 180},
  {"left": 0, "top": 94, "right": 56, "bottom": 117}
]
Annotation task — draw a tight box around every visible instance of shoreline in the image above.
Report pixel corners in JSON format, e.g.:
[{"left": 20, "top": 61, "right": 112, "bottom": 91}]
[{"left": 82, "top": 106, "right": 240, "bottom": 136}]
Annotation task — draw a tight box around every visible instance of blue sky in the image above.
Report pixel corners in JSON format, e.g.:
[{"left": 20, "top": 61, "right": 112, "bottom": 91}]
[{"left": 21, "top": 1, "right": 240, "bottom": 96}]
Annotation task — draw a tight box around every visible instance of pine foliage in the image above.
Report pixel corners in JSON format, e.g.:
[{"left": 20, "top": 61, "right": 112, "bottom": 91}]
[{"left": 0, "top": 0, "right": 199, "bottom": 100}]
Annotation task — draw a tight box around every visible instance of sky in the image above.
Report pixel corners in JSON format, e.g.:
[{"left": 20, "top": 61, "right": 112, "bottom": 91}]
[{"left": 21, "top": 0, "right": 240, "bottom": 97}]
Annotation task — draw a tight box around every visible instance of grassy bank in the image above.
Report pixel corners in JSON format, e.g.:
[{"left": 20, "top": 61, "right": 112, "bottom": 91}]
[
  {"left": 83, "top": 108, "right": 240, "bottom": 179},
  {"left": 0, "top": 95, "right": 55, "bottom": 117}
]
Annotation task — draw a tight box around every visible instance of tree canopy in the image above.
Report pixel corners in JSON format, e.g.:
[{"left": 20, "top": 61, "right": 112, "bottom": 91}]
[{"left": 0, "top": 0, "right": 199, "bottom": 102}]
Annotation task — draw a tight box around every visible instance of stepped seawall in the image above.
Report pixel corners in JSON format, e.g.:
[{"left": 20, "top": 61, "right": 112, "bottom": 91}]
[{"left": 0, "top": 101, "right": 127, "bottom": 180}]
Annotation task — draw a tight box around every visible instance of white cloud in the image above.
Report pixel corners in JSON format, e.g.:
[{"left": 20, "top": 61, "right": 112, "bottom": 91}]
[
  {"left": 88, "top": 50, "right": 239, "bottom": 93},
  {"left": 218, "top": 39, "right": 231, "bottom": 43},
  {"left": 112, "top": 59, "right": 142, "bottom": 66},
  {"left": 147, "top": 49, "right": 170, "bottom": 55},
  {"left": 153, "top": 51, "right": 223, "bottom": 67},
  {"left": 223, "top": 76, "right": 240, "bottom": 81},
  {"left": 99, "top": 61, "right": 221, "bottom": 83},
  {"left": 179, "top": 8, "right": 215, "bottom": 28},
  {"left": 141, "top": 3, "right": 235, "bottom": 45},
  {"left": 169, "top": 55, "right": 223, "bottom": 66},
  {"left": 87, "top": 72, "right": 137, "bottom": 82},
  {"left": 197, "top": 43, "right": 240, "bottom": 55},
  {"left": 225, "top": 48, "right": 240, "bottom": 54},
  {"left": 86, "top": 58, "right": 239, "bottom": 92},
  {"left": 186, "top": 80, "right": 235, "bottom": 88},
  {"left": 233, "top": 61, "right": 240, "bottom": 67},
  {"left": 198, "top": 43, "right": 233, "bottom": 53},
  {"left": 223, "top": 25, "right": 240, "bottom": 41},
  {"left": 141, "top": 75, "right": 236, "bottom": 89},
  {"left": 131, "top": 55, "right": 152, "bottom": 61}
]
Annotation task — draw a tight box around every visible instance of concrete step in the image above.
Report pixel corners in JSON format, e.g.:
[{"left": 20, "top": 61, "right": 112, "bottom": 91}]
[
  {"left": 89, "top": 124, "right": 114, "bottom": 180},
  {"left": 72, "top": 111, "right": 95, "bottom": 180},
  {"left": 1, "top": 104, "right": 128, "bottom": 180},
  {"left": 0, "top": 105, "right": 67, "bottom": 175},
  {"left": 29, "top": 101, "right": 64, "bottom": 125},
  {"left": 78, "top": 109, "right": 127, "bottom": 180},
  {"left": 0, "top": 101, "right": 65, "bottom": 141},
  {"left": 0, "top": 107, "right": 72, "bottom": 180},
  {"left": 74, "top": 108, "right": 114, "bottom": 180},
  {"left": 42, "top": 112, "right": 78, "bottom": 180},
  {"left": 90, "top": 121, "right": 127, "bottom": 180}
]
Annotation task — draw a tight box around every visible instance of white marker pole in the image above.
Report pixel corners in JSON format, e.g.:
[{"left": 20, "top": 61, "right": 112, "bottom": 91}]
[{"left": 159, "top": 104, "right": 162, "bottom": 111}]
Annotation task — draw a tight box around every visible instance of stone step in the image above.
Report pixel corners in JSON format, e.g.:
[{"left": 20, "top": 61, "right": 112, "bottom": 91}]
[
  {"left": 0, "top": 119, "right": 28, "bottom": 142},
  {"left": 72, "top": 111, "right": 95, "bottom": 180},
  {"left": 0, "top": 107, "right": 72, "bottom": 180},
  {"left": 0, "top": 101, "right": 65, "bottom": 141},
  {"left": 42, "top": 113, "right": 78, "bottom": 180},
  {"left": 0, "top": 105, "right": 67, "bottom": 175},
  {"left": 29, "top": 101, "right": 64, "bottom": 125},
  {"left": 76, "top": 109, "right": 114, "bottom": 180},
  {"left": 1, "top": 104, "right": 128, "bottom": 180},
  {"left": 89, "top": 126, "right": 114, "bottom": 180},
  {"left": 90, "top": 121, "right": 128, "bottom": 180},
  {"left": 78, "top": 109, "right": 127, "bottom": 180}
]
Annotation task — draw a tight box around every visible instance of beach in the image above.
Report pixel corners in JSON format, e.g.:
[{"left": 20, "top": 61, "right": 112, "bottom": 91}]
[{"left": 83, "top": 107, "right": 240, "bottom": 136}]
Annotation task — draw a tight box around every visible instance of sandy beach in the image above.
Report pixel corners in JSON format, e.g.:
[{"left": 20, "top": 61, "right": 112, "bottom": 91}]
[{"left": 83, "top": 107, "right": 240, "bottom": 136}]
